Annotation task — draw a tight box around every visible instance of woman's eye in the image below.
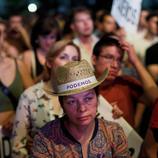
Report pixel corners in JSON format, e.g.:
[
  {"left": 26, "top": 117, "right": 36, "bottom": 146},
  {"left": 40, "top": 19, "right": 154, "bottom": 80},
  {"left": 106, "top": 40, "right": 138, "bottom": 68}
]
[
  {"left": 66, "top": 100, "right": 77, "bottom": 106},
  {"left": 84, "top": 96, "right": 93, "bottom": 103},
  {"left": 59, "top": 54, "right": 69, "bottom": 60},
  {"left": 59, "top": 56, "right": 67, "bottom": 60}
]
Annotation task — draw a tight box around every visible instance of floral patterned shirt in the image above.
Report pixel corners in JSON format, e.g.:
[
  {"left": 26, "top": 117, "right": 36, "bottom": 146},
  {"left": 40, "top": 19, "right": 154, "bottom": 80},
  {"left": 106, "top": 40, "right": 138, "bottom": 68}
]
[
  {"left": 11, "top": 81, "right": 63, "bottom": 158},
  {"left": 31, "top": 118, "right": 130, "bottom": 158}
]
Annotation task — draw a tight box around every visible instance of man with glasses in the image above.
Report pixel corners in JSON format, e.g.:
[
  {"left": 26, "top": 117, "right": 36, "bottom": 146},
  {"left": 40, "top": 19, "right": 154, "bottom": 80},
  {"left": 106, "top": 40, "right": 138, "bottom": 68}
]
[{"left": 92, "top": 36, "right": 144, "bottom": 129}]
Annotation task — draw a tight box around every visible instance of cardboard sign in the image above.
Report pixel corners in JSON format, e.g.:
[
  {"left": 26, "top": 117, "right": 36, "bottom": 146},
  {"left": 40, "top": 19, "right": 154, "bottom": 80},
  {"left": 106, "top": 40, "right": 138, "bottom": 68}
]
[
  {"left": 111, "top": 0, "right": 142, "bottom": 33},
  {"left": 97, "top": 95, "right": 143, "bottom": 158}
]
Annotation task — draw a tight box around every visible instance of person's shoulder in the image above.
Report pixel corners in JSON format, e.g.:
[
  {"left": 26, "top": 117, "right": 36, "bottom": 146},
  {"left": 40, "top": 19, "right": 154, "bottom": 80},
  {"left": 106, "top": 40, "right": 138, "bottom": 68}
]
[
  {"left": 23, "top": 49, "right": 33, "bottom": 55},
  {"left": 92, "top": 34, "right": 99, "bottom": 42},
  {"left": 146, "top": 42, "right": 158, "bottom": 53},
  {"left": 99, "top": 118, "right": 122, "bottom": 131},
  {"left": 119, "top": 75, "right": 137, "bottom": 80},
  {"left": 3, "top": 57, "right": 14, "bottom": 65},
  {"left": 149, "top": 42, "right": 158, "bottom": 49},
  {"left": 23, "top": 49, "right": 33, "bottom": 59},
  {"left": 21, "top": 81, "right": 45, "bottom": 98},
  {"left": 40, "top": 118, "right": 60, "bottom": 138}
]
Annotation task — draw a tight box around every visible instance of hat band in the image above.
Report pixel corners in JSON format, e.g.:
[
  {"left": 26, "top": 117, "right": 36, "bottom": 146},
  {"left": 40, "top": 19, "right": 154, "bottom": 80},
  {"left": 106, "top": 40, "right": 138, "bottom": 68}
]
[{"left": 58, "top": 76, "right": 97, "bottom": 93}]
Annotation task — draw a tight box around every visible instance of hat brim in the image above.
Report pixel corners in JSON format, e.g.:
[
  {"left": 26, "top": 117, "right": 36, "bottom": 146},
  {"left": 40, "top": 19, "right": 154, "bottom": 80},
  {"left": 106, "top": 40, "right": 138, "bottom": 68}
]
[{"left": 44, "top": 68, "right": 108, "bottom": 96}]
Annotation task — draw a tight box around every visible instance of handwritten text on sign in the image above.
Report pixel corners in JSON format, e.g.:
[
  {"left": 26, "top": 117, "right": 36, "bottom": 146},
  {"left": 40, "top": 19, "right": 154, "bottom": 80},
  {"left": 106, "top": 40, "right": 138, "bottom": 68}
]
[{"left": 111, "top": 0, "right": 142, "bottom": 32}]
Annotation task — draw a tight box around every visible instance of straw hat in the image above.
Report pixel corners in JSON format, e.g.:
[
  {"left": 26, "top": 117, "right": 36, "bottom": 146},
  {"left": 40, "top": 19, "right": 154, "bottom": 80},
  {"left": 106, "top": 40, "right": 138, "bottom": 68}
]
[{"left": 44, "top": 59, "right": 108, "bottom": 96}]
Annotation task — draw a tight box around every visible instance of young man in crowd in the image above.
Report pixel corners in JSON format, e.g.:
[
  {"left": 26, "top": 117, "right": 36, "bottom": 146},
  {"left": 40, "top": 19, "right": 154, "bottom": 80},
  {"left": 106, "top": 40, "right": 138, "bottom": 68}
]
[
  {"left": 70, "top": 6, "right": 98, "bottom": 67},
  {"left": 92, "top": 36, "right": 145, "bottom": 129}
]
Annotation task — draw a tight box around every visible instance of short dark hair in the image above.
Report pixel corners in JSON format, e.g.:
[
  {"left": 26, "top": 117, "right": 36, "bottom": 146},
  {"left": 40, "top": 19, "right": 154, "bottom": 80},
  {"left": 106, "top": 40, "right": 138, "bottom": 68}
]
[
  {"left": 70, "top": 6, "right": 92, "bottom": 24},
  {"left": 31, "top": 16, "right": 61, "bottom": 51},
  {"left": 93, "top": 35, "right": 123, "bottom": 58},
  {"left": 146, "top": 12, "right": 158, "bottom": 22},
  {"left": 99, "top": 12, "right": 112, "bottom": 23}
]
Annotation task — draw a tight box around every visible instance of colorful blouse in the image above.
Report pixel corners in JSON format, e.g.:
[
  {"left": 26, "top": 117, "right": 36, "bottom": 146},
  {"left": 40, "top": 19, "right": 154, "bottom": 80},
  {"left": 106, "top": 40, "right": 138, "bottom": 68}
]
[
  {"left": 31, "top": 118, "right": 130, "bottom": 158},
  {"left": 11, "top": 81, "right": 63, "bottom": 158}
]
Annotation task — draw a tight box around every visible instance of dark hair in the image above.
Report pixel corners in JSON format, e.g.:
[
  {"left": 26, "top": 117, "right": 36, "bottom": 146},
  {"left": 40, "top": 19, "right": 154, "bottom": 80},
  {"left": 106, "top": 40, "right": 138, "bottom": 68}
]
[
  {"left": 146, "top": 12, "right": 158, "bottom": 22},
  {"left": 58, "top": 86, "right": 99, "bottom": 107},
  {"left": 93, "top": 35, "right": 123, "bottom": 58},
  {"left": 31, "top": 16, "right": 61, "bottom": 51},
  {"left": 70, "top": 6, "right": 92, "bottom": 24},
  {"left": 99, "top": 12, "right": 112, "bottom": 23}
]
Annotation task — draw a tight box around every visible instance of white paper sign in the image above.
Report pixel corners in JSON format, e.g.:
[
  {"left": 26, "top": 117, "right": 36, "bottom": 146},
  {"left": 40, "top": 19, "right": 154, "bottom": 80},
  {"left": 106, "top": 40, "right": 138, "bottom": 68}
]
[
  {"left": 97, "top": 95, "right": 143, "bottom": 158},
  {"left": 111, "top": 0, "right": 142, "bottom": 33}
]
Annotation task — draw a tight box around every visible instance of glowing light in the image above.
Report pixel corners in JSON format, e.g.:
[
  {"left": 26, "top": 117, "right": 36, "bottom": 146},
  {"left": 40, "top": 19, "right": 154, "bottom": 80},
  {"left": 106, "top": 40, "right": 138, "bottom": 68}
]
[{"left": 28, "top": 3, "right": 37, "bottom": 13}]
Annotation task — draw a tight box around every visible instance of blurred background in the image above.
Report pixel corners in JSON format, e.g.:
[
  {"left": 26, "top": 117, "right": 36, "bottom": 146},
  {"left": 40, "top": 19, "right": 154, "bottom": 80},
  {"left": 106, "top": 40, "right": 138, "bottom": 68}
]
[{"left": 0, "top": 0, "right": 158, "bottom": 19}]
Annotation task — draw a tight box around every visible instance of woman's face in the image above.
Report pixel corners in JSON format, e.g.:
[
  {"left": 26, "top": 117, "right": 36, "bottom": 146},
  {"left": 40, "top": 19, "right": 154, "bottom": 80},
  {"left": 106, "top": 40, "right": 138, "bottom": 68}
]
[
  {"left": 38, "top": 31, "right": 57, "bottom": 52},
  {"left": 49, "top": 45, "right": 80, "bottom": 69},
  {"left": 62, "top": 89, "right": 97, "bottom": 127}
]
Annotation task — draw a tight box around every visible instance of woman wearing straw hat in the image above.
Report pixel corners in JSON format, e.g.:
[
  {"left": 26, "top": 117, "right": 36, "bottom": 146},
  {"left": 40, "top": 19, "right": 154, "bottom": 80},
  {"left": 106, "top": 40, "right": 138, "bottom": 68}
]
[
  {"left": 11, "top": 40, "right": 81, "bottom": 158},
  {"left": 31, "top": 59, "right": 130, "bottom": 158}
]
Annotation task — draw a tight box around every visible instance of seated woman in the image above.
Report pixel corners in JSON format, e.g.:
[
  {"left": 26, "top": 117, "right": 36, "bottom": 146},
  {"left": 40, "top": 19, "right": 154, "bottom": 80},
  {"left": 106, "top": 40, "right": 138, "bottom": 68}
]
[
  {"left": 11, "top": 40, "right": 81, "bottom": 158},
  {"left": 23, "top": 16, "right": 61, "bottom": 82},
  {"left": 0, "top": 19, "right": 33, "bottom": 136},
  {"left": 31, "top": 60, "right": 130, "bottom": 157}
]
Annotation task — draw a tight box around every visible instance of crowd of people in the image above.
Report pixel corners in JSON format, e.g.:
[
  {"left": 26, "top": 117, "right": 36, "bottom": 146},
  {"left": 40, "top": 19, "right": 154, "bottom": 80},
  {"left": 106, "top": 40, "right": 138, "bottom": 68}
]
[{"left": 0, "top": 6, "right": 158, "bottom": 158}]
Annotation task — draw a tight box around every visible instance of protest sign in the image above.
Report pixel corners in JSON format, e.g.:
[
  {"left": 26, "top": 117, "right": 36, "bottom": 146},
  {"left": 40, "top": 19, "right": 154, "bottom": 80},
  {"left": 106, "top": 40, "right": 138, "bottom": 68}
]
[
  {"left": 97, "top": 95, "right": 143, "bottom": 158},
  {"left": 111, "top": 0, "right": 142, "bottom": 33}
]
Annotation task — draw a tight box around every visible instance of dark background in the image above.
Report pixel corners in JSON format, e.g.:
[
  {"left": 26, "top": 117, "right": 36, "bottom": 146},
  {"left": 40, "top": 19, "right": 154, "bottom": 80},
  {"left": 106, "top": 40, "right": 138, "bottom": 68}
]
[{"left": 0, "top": 0, "right": 158, "bottom": 19}]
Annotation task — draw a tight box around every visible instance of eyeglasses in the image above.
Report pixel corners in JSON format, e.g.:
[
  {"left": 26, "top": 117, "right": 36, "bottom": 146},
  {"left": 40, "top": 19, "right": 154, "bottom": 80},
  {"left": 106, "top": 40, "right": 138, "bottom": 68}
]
[{"left": 99, "top": 54, "right": 122, "bottom": 66}]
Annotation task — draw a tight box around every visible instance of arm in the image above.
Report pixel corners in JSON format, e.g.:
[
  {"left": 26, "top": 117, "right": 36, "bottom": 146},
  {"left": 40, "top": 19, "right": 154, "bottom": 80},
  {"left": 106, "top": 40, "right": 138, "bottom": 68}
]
[
  {"left": 0, "top": 111, "right": 14, "bottom": 126},
  {"left": 147, "top": 64, "right": 158, "bottom": 82},
  {"left": 120, "top": 40, "right": 158, "bottom": 104},
  {"left": 17, "top": 59, "right": 34, "bottom": 88},
  {"left": 22, "top": 50, "right": 33, "bottom": 76},
  {"left": 134, "top": 102, "right": 146, "bottom": 129},
  {"left": 145, "top": 45, "right": 158, "bottom": 82},
  {"left": 15, "top": 25, "right": 31, "bottom": 49},
  {"left": 11, "top": 93, "right": 31, "bottom": 158}
]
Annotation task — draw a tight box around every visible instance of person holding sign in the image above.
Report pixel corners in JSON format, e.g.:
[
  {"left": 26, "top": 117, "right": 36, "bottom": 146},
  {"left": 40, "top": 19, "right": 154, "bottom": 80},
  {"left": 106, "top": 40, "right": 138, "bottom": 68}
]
[
  {"left": 93, "top": 35, "right": 158, "bottom": 157},
  {"left": 92, "top": 36, "right": 145, "bottom": 129}
]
